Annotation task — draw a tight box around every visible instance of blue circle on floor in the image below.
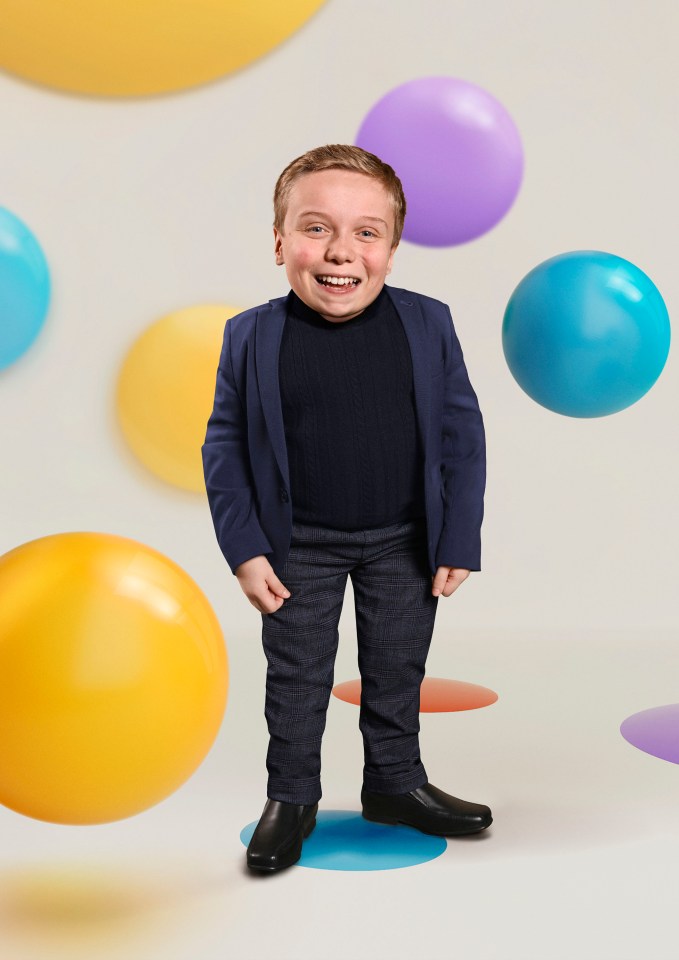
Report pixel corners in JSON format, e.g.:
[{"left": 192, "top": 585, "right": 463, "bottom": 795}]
[{"left": 240, "top": 810, "right": 446, "bottom": 871}]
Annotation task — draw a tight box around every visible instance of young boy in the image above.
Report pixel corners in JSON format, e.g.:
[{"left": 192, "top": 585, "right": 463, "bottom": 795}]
[{"left": 202, "top": 144, "right": 491, "bottom": 873}]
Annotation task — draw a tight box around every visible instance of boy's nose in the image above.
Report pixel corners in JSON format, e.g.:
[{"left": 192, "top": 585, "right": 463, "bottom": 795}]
[{"left": 324, "top": 235, "right": 354, "bottom": 262}]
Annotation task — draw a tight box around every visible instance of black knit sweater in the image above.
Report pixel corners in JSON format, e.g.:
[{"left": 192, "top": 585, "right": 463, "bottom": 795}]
[{"left": 279, "top": 285, "right": 426, "bottom": 531}]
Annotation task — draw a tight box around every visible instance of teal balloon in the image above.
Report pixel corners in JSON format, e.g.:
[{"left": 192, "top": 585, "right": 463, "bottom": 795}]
[
  {"left": 502, "top": 251, "right": 671, "bottom": 417},
  {"left": 0, "top": 207, "right": 51, "bottom": 370}
]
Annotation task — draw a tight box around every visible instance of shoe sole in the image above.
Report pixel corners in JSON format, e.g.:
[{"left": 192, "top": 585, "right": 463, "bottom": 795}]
[
  {"left": 247, "top": 815, "right": 317, "bottom": 873},
  {"left": 362, "top": 809, "right": 492, "bottom": 837}
]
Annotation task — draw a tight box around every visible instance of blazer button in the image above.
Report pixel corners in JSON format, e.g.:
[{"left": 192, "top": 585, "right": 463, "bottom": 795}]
[{"left": 280, "top": 489, "right": 289, "bottom": 502}]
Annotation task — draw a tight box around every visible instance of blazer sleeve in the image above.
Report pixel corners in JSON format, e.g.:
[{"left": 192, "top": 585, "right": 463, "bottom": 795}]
[
  {"left": 201, "top": 319, "right": 274, "bottom": 576},
  {"left": 435, "top": 304, "right": 486, "bottom": 572}
]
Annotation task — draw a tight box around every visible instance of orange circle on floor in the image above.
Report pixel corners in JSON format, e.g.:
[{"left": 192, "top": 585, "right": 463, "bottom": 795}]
[{"left": 333, "top": 677, "right": 497, "bottom": 712}]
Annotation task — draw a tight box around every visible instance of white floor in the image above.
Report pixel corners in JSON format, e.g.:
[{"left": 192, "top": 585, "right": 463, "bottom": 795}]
[{"left": 1, "top": 627, "right": 677, "bottom": 960}]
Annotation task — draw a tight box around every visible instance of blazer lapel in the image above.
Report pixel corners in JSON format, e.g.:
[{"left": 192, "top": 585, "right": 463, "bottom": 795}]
[
  {"left": 385, "top": 285, "right": 432, "bottom": 465},
  {"left": 255, "top": 296, "right": 290, "bottom": 488}
]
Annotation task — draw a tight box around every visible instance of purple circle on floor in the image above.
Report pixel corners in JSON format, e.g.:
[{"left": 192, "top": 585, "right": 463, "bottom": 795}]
[{"left": 620, "top": 703, "right": 679, "bottom": 763}]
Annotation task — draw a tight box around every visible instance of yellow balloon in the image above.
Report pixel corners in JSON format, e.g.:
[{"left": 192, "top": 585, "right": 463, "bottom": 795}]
[
  {"left": 0, "top": 0, "right": 327, "bottom": 96},
  {"left": 0, "top": 532, "right": 228, "bottom": 825},
  {"left": 116, "top": 304, "right": 238, "bottom": 492}
]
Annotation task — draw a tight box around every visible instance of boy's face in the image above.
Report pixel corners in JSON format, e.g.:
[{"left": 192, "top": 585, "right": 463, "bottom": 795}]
[{"left": 273, "top": 168, "right": 398, "bottom": 323}]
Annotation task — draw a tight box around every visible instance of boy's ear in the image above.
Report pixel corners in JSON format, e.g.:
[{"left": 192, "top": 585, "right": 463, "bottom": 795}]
[
  {"left": 273, "top": 226, "right": 285, "bottom": 265},
  {"left": 386, "top": 242, "right": 399, "bottom": 275}
]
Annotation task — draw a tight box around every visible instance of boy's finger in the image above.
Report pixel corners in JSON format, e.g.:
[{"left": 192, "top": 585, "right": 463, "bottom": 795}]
[{"left": 270, "top": 580, "right": 291, "bottom": 599}]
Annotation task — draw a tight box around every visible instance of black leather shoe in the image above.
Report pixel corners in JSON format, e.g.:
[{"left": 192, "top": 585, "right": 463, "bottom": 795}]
[
  {"left": 361, "top": 782, "right": 492, "bottom": 836},
  {"left": 246, "top": 798, "right": 318, "bottom": 872}
]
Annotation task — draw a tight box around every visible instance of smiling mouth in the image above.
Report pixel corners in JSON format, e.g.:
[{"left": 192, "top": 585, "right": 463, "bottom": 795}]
[{"left": 315, "top": 275, "right": 361, "bottom": 288}]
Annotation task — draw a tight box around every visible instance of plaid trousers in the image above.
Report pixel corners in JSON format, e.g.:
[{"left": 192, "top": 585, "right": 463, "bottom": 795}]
[{"left": 260, "top": 517, "right": 439, "bottom": 804}]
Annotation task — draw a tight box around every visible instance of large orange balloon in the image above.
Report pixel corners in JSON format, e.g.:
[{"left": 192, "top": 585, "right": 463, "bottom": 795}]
[{"left": 0, "top": 532, "right": 227, "bottom": 825}]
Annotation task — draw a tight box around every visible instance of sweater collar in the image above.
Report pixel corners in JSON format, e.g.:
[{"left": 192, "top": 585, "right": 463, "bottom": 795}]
[{"left": 286, "top": 284, "right": 388, "bottom": 327}]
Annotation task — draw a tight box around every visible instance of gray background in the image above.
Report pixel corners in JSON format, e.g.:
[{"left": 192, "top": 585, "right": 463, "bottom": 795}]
[{"left": 1, "top": 2, "right": 678, "bottom": 958}]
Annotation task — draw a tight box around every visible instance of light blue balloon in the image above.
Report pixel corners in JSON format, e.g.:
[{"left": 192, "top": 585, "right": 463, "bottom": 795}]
[
  {"left": 0, "top": 207, "right": 51, "bottom": 371},
  {"left": 502, "top": 250, "right": 671, "bottom": 417}
]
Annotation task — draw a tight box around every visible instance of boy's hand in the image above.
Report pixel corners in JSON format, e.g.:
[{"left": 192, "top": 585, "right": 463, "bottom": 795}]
[
  {"left": 432, "top": 566, "right": 470, "bottom": 597},
  {"left": 235, "top": 555, "right": 292, "bottom": 614}
]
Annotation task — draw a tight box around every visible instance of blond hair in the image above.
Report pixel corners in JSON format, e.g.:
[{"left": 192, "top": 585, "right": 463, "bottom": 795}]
[{"left": 273, "top": 144, "right": 406, "bottom": 247}]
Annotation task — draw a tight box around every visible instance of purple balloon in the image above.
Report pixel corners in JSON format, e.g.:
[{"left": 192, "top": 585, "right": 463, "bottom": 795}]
[
  {"left": 621, "top": 703, "right": 679, "bottom": 764},
  {"left": 356, "top": 76, "right": 524, "bottom": 247}
]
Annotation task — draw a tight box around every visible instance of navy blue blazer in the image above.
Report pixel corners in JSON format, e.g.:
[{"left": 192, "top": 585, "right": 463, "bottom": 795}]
[{"left": 202, "top": 284, "right": 486, "bottom": 579}]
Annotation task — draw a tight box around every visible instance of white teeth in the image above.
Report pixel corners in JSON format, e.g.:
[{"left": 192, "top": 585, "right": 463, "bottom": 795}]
[{"left": 318, "top": 275, "right": 359, "bottom": 286}]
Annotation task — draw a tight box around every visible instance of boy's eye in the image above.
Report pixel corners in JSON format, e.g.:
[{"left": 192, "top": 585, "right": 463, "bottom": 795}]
[
  {"left": 360, "top": 230, "right": 376, "bottom": 238},
  {"left": 306, "top": 226, "right": 325, "bottom": 233}
]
